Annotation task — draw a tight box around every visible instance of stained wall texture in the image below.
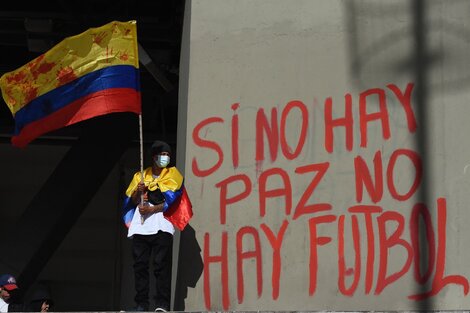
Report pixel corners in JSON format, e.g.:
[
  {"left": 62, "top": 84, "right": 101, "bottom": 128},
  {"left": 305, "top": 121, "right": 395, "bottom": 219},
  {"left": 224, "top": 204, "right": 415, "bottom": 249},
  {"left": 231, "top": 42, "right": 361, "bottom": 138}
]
[{"left": 177, "top": 0, "right": 470, "bottom": 311}]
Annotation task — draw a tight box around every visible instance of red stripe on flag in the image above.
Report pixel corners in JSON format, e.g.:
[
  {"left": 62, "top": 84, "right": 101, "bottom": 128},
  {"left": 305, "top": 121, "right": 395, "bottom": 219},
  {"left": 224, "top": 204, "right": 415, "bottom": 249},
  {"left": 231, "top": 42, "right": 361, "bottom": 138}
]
[
  {"left": 164, "top": 187, "right": 193, "bottom": 231},
  {"left": 12, "top": 88, "right": 141, "bottom": 147}
]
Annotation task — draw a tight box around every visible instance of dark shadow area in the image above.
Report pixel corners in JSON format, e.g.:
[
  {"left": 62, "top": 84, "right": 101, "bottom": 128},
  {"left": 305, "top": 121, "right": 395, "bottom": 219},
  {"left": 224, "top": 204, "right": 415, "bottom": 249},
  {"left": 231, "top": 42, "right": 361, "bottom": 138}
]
[
  {"left": 23, "top": 281, "right": 55, "bottom": 312},
  {"left": 173, "top": 225, "right": 204, "bottom": 311},
  {"left": 0, "top": 112, "right": 137, "bottom": 299},
  {"left": 411, "top": 0, "right": 432, "bottom": 309}
]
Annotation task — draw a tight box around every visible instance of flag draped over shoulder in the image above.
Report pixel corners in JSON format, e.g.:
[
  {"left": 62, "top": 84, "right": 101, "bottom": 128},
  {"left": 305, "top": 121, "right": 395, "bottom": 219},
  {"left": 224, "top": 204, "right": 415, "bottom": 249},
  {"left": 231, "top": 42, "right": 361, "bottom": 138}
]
[
  {"left": 122, "top": 166, "right": 193, "bottom": 231},
  {"left": 0, "top": 20, "right": 141, "bottom": 147}
]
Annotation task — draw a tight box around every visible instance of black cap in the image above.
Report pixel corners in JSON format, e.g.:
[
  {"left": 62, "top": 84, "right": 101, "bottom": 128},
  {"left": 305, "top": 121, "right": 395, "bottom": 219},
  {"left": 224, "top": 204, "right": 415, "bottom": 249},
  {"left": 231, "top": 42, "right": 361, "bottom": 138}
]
[
  {"left": 151, "top": 140, "right": 171, "bottom": 156},
  {"left": 30, "top": 285, "right": 53, "bottom": 303}
]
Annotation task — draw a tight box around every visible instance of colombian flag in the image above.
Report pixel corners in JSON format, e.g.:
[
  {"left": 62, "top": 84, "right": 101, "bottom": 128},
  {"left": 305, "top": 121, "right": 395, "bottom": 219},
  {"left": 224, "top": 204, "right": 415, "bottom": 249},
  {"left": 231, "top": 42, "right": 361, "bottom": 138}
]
[
  {"left": 0, "top": 20, "right": 141, "bottom": 147},
  {"left": 122, "top": 166, "right": 193, "bottom": 231}
]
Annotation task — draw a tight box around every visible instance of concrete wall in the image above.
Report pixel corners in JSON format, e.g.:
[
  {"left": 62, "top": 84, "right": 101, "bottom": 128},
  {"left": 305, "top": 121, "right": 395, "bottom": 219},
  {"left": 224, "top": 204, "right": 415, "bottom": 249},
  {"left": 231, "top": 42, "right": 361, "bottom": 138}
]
[{"left": 179, "top": 0, "right": 470, "bottom": 311}]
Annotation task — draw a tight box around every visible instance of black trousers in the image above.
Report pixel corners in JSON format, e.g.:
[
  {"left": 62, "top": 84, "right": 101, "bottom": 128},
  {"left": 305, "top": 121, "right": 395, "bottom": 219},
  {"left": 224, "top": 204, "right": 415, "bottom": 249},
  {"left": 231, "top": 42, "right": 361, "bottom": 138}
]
[{"left": 132, "top": 231, "right": 173, "bottom": 310}]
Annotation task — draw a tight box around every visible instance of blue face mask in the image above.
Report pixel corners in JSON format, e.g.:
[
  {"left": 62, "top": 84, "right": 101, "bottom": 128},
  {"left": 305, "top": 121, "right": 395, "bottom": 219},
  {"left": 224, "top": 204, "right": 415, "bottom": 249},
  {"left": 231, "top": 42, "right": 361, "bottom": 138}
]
[{"left": 155, "top": 155, "right": 170, "bottom": 168}]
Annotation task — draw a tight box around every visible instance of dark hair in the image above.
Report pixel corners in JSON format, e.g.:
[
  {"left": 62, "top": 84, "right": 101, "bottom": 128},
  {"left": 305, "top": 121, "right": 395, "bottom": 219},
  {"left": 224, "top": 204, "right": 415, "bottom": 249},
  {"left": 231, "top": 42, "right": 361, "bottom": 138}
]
[
  {"left": 151, "top": 140, "right": 171, "bottom": 156},
  {"left": 28, "top": 284, "right": 53, "bottom": 312},
  {"left": 28, "top": 299, "right": 52, "bottom": 312}
]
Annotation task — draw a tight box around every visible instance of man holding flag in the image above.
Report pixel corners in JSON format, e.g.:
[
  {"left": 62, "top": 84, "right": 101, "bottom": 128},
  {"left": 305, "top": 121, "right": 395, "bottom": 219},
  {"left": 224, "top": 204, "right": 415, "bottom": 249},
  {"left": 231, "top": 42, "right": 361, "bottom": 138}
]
[
  {"left": 0, "top": 19, "right": 193, "bottom": 311},
  {"left": 122, "top": 140, "right": 192, "bottom": 312}
]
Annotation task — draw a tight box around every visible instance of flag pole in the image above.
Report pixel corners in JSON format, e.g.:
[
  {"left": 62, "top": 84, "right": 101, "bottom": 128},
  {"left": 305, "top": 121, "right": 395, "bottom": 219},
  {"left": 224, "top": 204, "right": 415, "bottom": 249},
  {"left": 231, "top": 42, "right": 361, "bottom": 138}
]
[
  {"left": 139, "top": 113, "right": 144, "bottom": 177},
  {"left": 139, "top": 113, "right": 145, "bottom": 224}
]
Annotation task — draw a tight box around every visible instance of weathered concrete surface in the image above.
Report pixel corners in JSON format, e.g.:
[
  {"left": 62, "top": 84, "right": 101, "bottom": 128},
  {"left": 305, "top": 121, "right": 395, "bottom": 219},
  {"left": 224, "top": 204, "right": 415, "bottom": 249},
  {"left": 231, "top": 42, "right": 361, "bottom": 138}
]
[{"left": 177, "top": 0, "right": 470, "bottom": 311}]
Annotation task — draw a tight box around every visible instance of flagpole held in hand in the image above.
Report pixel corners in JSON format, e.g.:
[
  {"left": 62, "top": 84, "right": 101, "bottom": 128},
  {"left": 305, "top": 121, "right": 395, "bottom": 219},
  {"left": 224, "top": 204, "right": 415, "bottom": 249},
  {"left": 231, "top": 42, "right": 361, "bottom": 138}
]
[{"left": 139, "top": 114, "right": 145, "bottom": 224}]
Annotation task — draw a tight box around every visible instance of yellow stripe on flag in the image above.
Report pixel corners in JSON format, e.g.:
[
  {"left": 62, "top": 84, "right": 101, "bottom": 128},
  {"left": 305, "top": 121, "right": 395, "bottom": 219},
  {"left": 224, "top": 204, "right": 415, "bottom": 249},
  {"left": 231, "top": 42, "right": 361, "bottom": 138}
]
[{"left": 0, "top": 20, "right": 139, "bottom": 116}]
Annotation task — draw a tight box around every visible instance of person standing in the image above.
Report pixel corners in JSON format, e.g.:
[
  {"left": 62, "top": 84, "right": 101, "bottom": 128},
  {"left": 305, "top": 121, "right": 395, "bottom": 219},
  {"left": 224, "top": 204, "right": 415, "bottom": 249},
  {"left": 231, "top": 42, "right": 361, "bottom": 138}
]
[
  {"left": 0, "top": 274, "right": 21, "bottom": 312},
  {"left": 27, "top": 284, "right": 54, "bottom": 312},
  {"left": 122, "top": 140, "right": 185, "bottom": 312}
]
